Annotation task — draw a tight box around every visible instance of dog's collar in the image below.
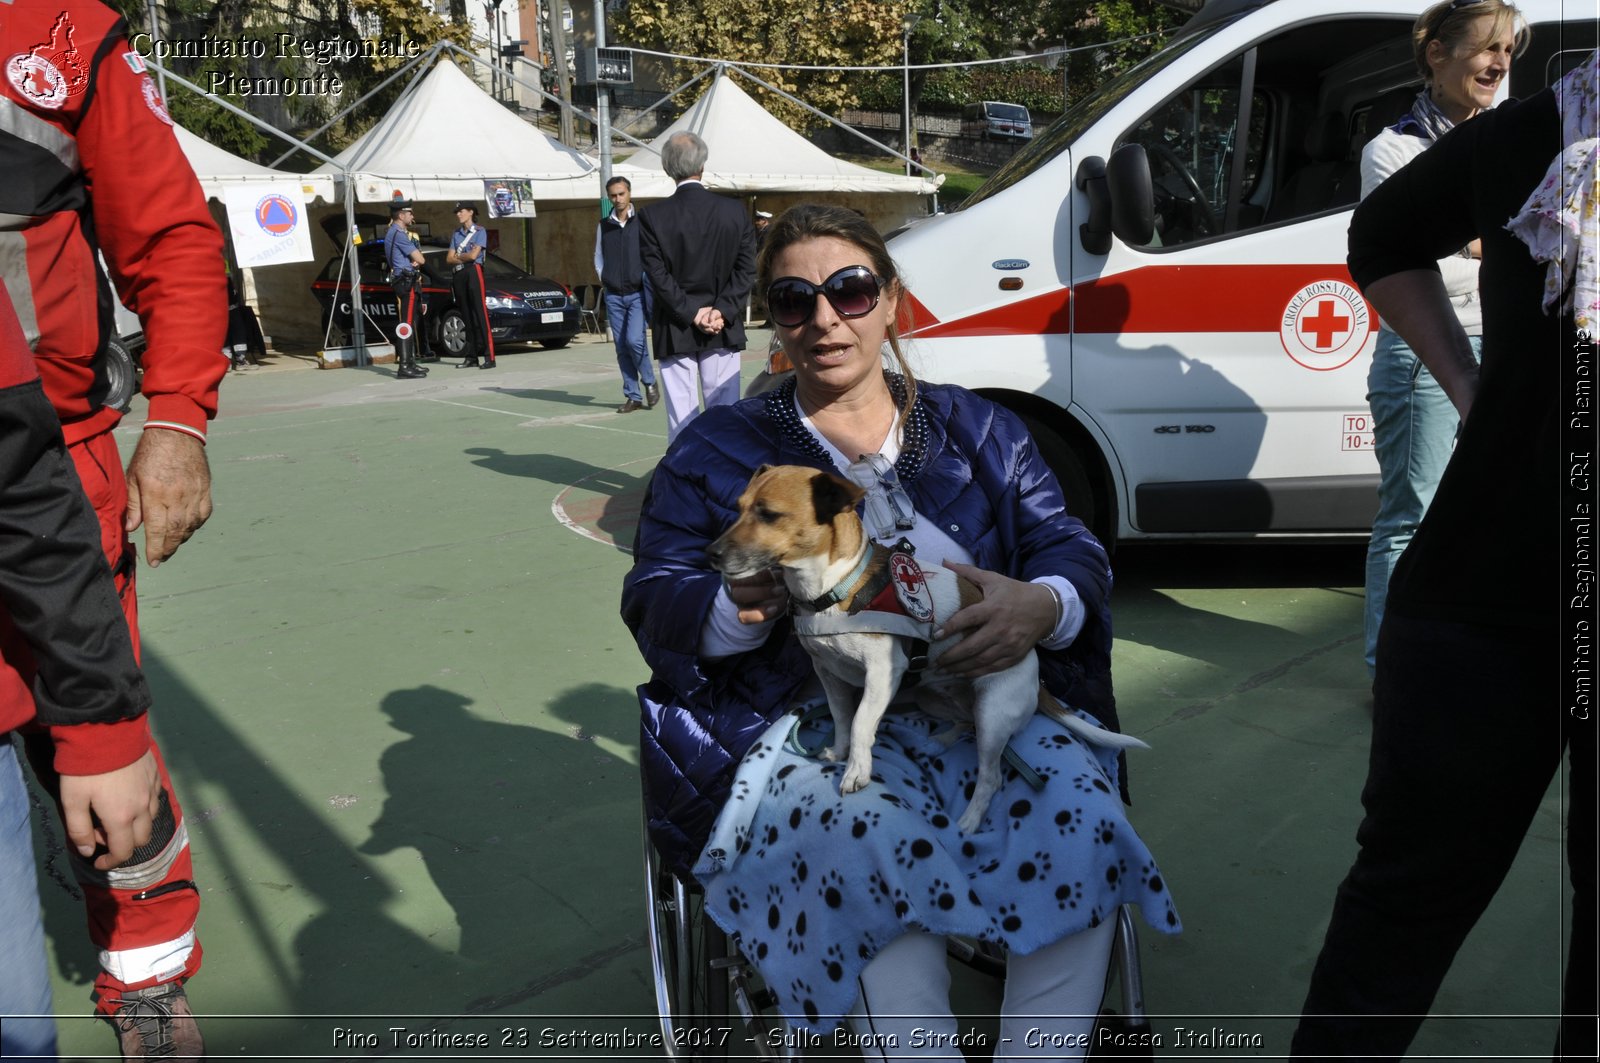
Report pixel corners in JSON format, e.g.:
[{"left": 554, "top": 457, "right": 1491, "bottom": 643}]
[{"left": 803, "top": 543, "right": 888, "bottom": 614}]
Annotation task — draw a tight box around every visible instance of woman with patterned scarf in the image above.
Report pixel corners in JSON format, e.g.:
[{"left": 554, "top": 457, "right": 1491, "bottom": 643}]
[{"left": 1358, "top": 0, "right": 1531, "bottom": 681}]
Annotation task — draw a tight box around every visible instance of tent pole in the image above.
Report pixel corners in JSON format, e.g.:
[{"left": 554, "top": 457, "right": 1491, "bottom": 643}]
[
  {"left": 268, "top": 43, "right": 443, "bottom": 168},
  {"left": 594, "top": 0, "right": 611, "bottom": 194},
  {"left": 727, "top": 64, "right": 933, "bottom": 179},
  {"left": 143, "top": 60, "right": 368, "bottom": 366}
]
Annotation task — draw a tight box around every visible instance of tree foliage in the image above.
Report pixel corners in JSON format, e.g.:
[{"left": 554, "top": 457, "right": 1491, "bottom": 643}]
[
  {"left": 117, "top": 0, "right": 471, "bottom": 161},
  {"left": 625, "top": 0, "right": 912, "bottom": 129}
]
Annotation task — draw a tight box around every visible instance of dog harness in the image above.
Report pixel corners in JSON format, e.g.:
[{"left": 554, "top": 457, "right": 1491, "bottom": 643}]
[{"left": 792, "top": 540, "right": 937, "bottom": 677}]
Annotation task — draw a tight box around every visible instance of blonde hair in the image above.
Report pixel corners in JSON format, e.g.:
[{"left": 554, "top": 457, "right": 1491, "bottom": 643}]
[
  {"left": 757, "top": 204, "right": 918, "bottom": 425},
  {"left": 1413, "top": 0, "right": 1530, "bottom": 82}
]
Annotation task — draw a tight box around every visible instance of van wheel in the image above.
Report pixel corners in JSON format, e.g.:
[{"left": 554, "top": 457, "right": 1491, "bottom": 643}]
[
  {"left": 102, "top": 337, "right": 138, "bottom": 413},
  {"left": 1019, "top": 413, "right": 1114, "bottom": 549}
]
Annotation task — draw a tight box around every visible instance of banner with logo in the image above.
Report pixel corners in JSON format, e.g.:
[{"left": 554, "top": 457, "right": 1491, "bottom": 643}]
[{"left": 223, "top": 184, "right": 315, "bottom": 267}]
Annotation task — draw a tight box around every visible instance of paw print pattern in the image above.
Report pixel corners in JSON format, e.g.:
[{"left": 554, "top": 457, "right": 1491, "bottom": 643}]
[
  {"left": 995, "top": 901, "right": 1024, "bottom": 934},
  {"left": 816, "top": 802, "right": 845, "bottom": 832},
  {"left": 1140, "top": 862, "right": 1166, "bottom": 895},
  {"left": 816, "top": 869, "right": 846, "bottom": 909},
  {"left": 867, "top": 871, "right": 894, "bottom": 905},
  {"left": 926, "top": 877, "right": 958, "bottom": 912},
  {"left": 821, "top": 943, "right": 848, "bottom": 982},
  {"left": 1015, "top": 850, "right": 1053, "bottom": 883},
  {"left": 788, "top": 978, "right": 821, "bottom": 1026},
  {"left": 1072, "top": 771, "right": 1112, "bottom": 796},
  {"left": 1053, "top": 880, "right": 1085, "bottom": 911},
  {"left": 888, "top": 884, "right": 913, "bottom": 920},
  {"left": 789, "top": 855, "right": 809, "bottom": 888},
  {"left": 1104, "top": 857, "right": 1127, "bottom": 888},
  {"left": 1054, "top": 806, "right": 1083, "bottom": 835},
  {"left": 724, "top": 885, "right": 750, "bottom": 916},
  {"left": 1007, "top": 798, "right": 1034, "bottom": 826},
  {"left": 785, "top": 908, "right": 810, "bottom": 954},
  {"left": 1093, "top": 818, "right": 1117, "bottom": 846},
  {"left": 765, "top": 885, "right": 784, "bottom": 931},
  {"left": 893, "top": 835, "right": 936, "bottom": 869},
  {"left": 849, "top": 811, "right": 881, "bottom": 839}
]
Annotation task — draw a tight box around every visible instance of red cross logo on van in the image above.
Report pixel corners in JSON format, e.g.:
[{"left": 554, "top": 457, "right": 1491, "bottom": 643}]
[{"left": 1279, "top": 280, "right": 1372, "bottom": 372}]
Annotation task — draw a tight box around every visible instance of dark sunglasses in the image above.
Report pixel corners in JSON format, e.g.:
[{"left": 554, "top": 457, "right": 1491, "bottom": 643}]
[{"left": 765, "top": 266, "right": 884, "bottom": 328}]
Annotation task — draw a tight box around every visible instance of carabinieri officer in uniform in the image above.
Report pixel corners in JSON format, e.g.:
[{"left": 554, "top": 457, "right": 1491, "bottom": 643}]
[
  {"left": 384, "top": 196, "right": 428, "bottom": 380},
  {"left": 447, "top": 201, "right": 495, "bottom": 369}
]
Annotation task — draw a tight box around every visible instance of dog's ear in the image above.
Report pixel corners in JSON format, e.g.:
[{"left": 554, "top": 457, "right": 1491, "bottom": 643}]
[
  {"left": 811, "top": 471, "right": 866, "bottom": 522},
  {"left": 753, "top": 463, "right": 774, "bottom": 479}
]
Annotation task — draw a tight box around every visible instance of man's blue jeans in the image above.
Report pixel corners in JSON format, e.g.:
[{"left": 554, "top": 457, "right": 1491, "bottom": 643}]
[
  {"left": 1362, "top": 329, "right": 1482, "bottom": 676},
  {"left": 0, "top": 737, "right": 57, "bottom": 1059},
  {"left": 606, "top": 289, "right": 655, "bottom": 403}
]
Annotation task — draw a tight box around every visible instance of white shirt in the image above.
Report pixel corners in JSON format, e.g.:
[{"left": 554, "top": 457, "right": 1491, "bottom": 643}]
[{"left": 1360, "top": 127, "right": 1483, "bottom": 336}]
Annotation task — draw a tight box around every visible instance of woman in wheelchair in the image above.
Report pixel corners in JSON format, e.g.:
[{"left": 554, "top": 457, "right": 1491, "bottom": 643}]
[{"left": 622, "top": 204, "right": 1179, "bottom": 1057}]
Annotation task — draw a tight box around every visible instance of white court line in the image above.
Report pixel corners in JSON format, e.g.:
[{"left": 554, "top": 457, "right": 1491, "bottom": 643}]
[{"left": 426, "top": 397, "right": 540, "bottom": 418}]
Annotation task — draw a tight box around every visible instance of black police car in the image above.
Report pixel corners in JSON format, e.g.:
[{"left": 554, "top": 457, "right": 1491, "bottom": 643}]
[{"left": 311, "top": 242, "right": 581, "bottom": 356}]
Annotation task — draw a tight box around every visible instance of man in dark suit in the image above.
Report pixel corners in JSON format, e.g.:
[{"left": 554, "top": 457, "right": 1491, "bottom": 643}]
[{"left": 638, "top": 132, "right": 756, "bottom": 442}]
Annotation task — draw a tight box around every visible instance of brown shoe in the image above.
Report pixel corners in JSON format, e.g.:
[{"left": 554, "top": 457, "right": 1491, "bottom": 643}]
[
  {"left": 107, "top": 981, "right": 205, "bottom": 1059},
  {"left": 645, "top": 384, "right": 659, "bottom": 408},
  {"left": 617, "top": 399, "right": 644, "bottom": 413}
]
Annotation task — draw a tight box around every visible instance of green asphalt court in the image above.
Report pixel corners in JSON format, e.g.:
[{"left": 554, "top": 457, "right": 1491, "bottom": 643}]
[{"left": 28, "top": 333, "right": 1570, "bottom": 1061}]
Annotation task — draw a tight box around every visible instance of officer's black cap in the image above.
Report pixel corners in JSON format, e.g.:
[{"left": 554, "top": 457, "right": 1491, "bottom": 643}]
[
  {"left": 388, "top": 194, "right": 414, "bottom": 214},
  {"left": 454, "top": 201, "right": 478, "bottom": 213}
]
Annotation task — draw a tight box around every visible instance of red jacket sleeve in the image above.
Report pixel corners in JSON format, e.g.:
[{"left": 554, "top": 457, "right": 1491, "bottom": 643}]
[{"left": 78, "top": 26, "right": 227, "bottom": 440}]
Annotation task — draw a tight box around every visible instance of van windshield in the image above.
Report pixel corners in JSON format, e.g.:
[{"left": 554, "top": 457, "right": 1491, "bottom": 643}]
[
  {"left": 987, "top": 103, "right": 1029, "bottom": 121},
  {"left": 958, "top": 25, "right": 1218, "bottom": 212}
]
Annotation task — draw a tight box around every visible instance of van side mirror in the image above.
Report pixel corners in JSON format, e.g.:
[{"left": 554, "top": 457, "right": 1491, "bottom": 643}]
[
  {"left": 1077, "top": 146, "right": 1157, "bottom": 255},
  {"left": 1106, "top": 142, "right": 1155, "bottom": 247}
]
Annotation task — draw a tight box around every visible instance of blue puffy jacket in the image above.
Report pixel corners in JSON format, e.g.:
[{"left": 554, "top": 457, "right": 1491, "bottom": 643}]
[{"left": 622, "top": 378, "right": 1119, "bottom": 878}]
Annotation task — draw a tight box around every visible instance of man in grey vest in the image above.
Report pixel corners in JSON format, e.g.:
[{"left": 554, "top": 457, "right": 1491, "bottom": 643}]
[{"left": 595, "top": 176, "right": 657, "bottom": 413}]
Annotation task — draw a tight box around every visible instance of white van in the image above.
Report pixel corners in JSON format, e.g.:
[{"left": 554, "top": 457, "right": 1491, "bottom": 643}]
[
  {"left": 888, "top": 0, "right": 1594, "bottom": 544},
  {"left": 961, "top": 100, "right": 1035, "bottom": 141}
]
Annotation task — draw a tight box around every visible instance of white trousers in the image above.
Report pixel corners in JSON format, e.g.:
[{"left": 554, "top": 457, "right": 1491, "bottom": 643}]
[
  {"left": 660, "top": 348, "right": 740, "bottom": 444},
  {"left": 844, "top": 920, "right": 1117, "bottom": 1061}
]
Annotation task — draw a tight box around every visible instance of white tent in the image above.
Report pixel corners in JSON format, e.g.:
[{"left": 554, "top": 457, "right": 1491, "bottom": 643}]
[
  {"left": 611, "top": 72, "right": 942, "bottom": 197},
  {"left": 174, "top": 125, "right": 336, "bottom": 203},
  {"left": 313, "top": 60, "right": 599, "bottom": 204}
]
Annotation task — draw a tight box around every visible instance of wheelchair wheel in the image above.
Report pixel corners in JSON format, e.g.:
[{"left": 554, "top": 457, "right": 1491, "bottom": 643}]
[
  {"left": 644, "top": 809, "right": 791, "bottom": 1059},
  {"left": 1088, "top": 906, "right": 1155, "bottom": 1058}
]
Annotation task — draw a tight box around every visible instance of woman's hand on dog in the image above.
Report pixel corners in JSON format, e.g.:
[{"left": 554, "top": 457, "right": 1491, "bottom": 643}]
[
  {"left": 726, "top": 568, "right": 789, "bottom": 625},
  {"left": 934, "top": 562, "right": 1057, "bottom": 677}
]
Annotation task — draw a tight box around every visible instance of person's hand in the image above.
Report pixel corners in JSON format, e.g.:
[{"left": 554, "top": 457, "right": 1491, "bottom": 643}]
[
  {"left": 726, "top": 568, "right": 788, "bottom": 625},
  {"left": 126, "top": 429, "right": 213, "bottom": 567},
  {"left": 59, "top": 750, "right": 161, "bottom": 871},
  {"left": 933, "top": 562, "right": 1058, "bottom": 678},
  {"left": 694, "top": 307, "right": 725, "bottom": 334}
]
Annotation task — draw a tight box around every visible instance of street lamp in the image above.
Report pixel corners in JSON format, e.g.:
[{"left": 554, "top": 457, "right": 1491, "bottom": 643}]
[{"left": 902, "top": 13, "right": 920, "bottom": 175}]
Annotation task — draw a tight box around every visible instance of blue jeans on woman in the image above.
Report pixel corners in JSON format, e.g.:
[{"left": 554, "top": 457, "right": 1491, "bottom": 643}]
[
  {"left": 1362, "top": 329, "right": 1482, "bottom": 676},
  {"left": 0, "top": 737, "right": 57, "bottom": 1059}
]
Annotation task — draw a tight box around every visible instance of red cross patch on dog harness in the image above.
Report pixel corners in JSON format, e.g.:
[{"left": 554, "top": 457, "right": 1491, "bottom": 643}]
[{"left": 866, "top": 550, "right": 935, "bottom": 624}]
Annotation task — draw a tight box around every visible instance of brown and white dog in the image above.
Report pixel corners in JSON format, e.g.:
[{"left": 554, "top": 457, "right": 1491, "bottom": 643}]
[{"left": 707, "top": 463, "right": 1141, "bottom": 834}]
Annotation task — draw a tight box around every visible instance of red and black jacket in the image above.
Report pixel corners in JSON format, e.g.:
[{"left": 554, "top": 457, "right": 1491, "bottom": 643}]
[
  {"left": 0, "top": 280, "right": 150, "bottom": 762},
  {"left": 1, "top": 0, "right": 227, "bottom": 446}
]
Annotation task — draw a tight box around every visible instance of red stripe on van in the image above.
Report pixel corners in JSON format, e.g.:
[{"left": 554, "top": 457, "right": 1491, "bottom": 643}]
[{"left": 902, "top": 264, "right": 1377, "bottom": 338}]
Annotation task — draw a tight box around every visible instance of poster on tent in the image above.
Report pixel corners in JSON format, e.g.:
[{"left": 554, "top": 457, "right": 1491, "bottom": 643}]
[
  {"left": 223, "top": 184, "right": 315, "bottom": 268},
  {"left": 483, "top": 179, "right": 536, "bottom": 219}
]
